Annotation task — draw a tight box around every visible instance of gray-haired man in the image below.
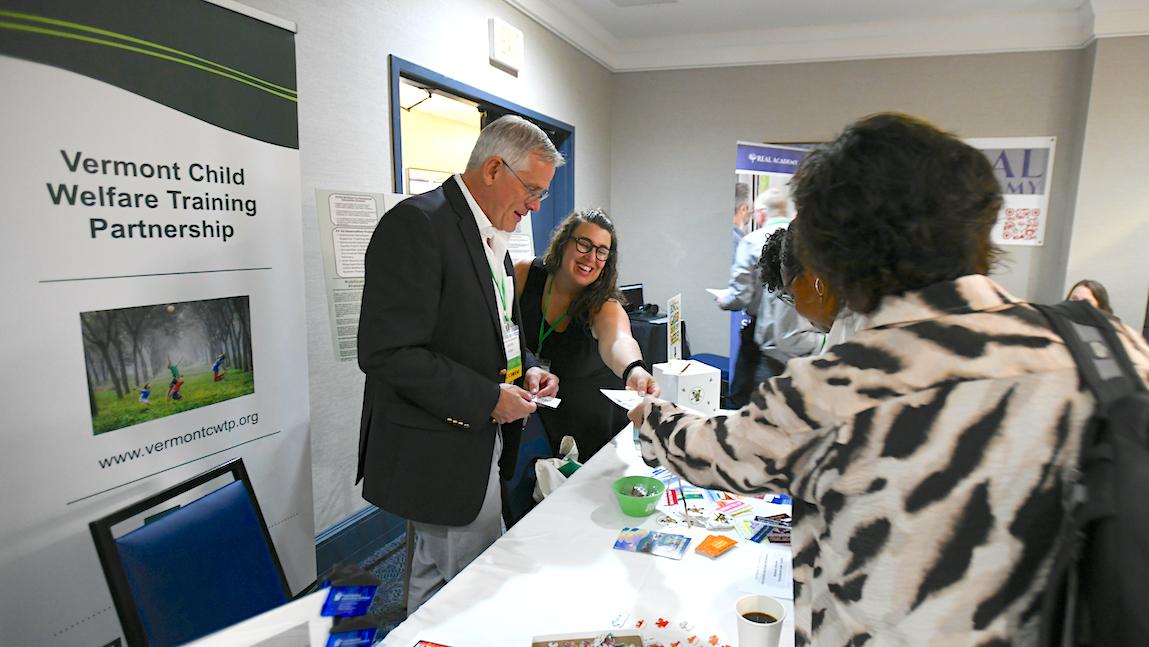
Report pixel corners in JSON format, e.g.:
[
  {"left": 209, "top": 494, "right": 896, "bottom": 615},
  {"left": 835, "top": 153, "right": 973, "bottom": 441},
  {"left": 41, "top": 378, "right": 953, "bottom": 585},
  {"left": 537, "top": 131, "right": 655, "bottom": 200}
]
[{"left": 357, "top": 116, "right": 562, "bottom": 612}]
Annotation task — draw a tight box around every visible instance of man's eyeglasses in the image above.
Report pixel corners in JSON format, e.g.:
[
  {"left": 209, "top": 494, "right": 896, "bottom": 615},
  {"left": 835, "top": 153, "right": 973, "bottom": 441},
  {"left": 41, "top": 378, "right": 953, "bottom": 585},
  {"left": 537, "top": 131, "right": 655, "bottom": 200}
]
[
  {"left": 572, "top": 236, "right": 611, "bottom": 261},
  {"left": 501, "top": 159, "right": 549, "bottom": 202}
]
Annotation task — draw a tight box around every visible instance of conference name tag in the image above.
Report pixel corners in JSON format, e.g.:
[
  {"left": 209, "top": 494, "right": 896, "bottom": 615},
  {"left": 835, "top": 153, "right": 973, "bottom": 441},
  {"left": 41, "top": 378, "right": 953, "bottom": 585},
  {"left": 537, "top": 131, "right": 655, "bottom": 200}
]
[
  {"left": 503, "top": 322, "right": 522, "bottom": 383},
  {"left": 321, "top": 585, "right": 378, "bottom": 617}
]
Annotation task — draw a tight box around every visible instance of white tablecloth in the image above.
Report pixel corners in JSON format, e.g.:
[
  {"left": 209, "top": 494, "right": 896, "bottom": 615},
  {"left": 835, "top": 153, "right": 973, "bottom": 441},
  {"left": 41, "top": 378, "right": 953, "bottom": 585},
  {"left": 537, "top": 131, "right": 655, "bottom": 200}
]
[
  {"left": 183, "top": 588, "right": 332, "bottom": 646},
  {"left": 382, "top": 426, "right": 795, "bottom": 647}
]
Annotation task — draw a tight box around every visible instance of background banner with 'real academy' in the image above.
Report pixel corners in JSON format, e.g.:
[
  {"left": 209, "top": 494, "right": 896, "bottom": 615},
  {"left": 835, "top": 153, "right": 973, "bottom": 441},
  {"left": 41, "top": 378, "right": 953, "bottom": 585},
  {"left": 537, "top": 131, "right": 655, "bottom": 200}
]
[{"left": 0, "top": 1, "right": 313, "bottom": 644}]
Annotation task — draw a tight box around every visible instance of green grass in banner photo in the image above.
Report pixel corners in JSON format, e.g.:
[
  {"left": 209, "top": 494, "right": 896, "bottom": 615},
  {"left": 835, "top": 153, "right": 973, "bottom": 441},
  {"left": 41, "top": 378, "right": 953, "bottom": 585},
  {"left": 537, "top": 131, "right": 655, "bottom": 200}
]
[{"left": 92, "top": 368, "right": 254, "bottom": 435}]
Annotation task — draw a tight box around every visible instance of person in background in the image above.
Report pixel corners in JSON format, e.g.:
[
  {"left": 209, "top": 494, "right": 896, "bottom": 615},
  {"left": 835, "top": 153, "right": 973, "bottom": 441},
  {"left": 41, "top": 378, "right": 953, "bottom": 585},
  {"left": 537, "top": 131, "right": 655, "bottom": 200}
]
[
  {"left": 514, "top": 208, "right": 659, "bottom": 461},
  {"left": 717, "top": 187, "right": 821, "bottom": 406},
  {"left": 166, "top": 359, "right": 180, "bottom": 397},
  {"left": 357, "top": 115, "right": 561, "bottom": 614},
  {"left": 1066, "top": 278, "right": 1114, "bottom": 316},
  {"left": 212, "top": 353, "right": 227, "bottom": 381},
  {"left": 732, "top": 182, "right": 752, "bottom": 247},
  {"left": 760, "top": 226, "right": 862, "bottom": 351},
  {"left": 139, "top": 383, "right": 151, "bottom": 405},
  {"left": 168, "top": 378, "right": 184, "bottom": 401},
  {"left": 631, "top": 112, "right": 1149, "bottom": 645}
]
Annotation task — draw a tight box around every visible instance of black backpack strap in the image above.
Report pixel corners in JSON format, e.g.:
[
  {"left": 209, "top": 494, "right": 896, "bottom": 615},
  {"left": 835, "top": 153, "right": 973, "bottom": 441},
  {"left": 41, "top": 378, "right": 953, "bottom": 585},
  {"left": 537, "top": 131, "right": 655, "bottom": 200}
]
[
  {"left": 1032, "top": 301, "right": 1146, "bottom": 414},
  {"left": 1032, "top": 300, "right": 1142, "bottom": 647}
]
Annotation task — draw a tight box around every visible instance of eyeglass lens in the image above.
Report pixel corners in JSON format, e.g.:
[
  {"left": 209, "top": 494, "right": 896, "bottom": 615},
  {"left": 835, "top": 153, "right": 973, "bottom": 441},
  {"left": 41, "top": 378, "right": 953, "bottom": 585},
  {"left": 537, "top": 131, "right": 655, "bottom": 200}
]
[
  {"left": 502, "top": 159, "right": 549, "bottom": 202},
  {"left": 574, "top": 236, "right": 610, "bottom": 261}
]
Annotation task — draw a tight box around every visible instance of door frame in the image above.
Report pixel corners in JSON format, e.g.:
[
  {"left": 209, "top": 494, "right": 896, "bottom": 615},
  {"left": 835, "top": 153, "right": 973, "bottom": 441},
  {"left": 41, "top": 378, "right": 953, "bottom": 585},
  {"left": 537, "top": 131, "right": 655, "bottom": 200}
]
[{"left": 388, "top": 56, "right": 575, "bottom": 253}]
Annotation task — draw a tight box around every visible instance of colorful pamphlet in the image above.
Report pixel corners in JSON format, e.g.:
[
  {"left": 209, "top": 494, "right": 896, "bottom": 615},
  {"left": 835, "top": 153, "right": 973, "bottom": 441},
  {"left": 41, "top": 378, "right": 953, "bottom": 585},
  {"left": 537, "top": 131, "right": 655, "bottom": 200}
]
[
  {"left": 735, "top": 513, "right": 791, "bottom": 544},
  {"left": 714, "top": 499, "right": 753, "bottom": 516},
  {"left": 612, "top": 527, "right": 692, "bottom": 560},
  {"left": 651, "top": 468, "right": 735, "bottom": 505},
  {"left": 695, "top": 534, "right": 738, "bottom": 558}
]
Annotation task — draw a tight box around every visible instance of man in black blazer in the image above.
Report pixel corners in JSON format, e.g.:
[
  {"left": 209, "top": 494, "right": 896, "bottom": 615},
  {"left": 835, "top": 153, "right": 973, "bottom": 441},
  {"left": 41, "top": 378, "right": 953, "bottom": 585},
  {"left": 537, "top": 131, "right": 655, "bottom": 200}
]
[{"left": 357, "top": 116, "right": 561, "bottom": 613}]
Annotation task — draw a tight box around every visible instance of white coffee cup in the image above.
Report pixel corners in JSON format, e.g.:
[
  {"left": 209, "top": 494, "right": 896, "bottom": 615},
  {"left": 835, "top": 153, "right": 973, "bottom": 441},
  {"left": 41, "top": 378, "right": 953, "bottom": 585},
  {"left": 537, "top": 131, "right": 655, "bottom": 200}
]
[{"left": 735, "top": 594, "right": 785, "bottom": 647}]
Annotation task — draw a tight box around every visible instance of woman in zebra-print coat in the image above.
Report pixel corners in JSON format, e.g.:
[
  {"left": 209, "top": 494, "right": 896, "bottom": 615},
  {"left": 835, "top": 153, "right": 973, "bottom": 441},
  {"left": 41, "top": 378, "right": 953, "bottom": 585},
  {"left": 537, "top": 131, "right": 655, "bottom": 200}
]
[{"left": 631, "top": 113, "right": 1149, "bottom": 646}]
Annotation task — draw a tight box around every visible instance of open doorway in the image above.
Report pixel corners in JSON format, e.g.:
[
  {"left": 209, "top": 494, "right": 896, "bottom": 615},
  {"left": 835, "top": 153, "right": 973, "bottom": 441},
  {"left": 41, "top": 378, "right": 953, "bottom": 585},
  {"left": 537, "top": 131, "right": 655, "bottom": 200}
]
[{"left": 388, "top": 56, "right": 574, "bottom": 254}]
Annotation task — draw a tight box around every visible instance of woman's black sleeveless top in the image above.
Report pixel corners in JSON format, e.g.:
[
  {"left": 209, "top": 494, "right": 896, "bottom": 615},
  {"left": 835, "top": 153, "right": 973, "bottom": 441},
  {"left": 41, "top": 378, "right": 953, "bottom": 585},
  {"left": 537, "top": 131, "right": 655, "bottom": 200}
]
[{"left": 520, "top": 258, "right": 626, "bottom": 460}]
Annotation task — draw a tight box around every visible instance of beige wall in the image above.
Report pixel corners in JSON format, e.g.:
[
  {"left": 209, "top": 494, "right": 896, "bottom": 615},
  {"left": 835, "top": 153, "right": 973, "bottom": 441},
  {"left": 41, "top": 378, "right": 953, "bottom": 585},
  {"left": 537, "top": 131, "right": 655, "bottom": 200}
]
[
  {"left": 1066, "top": 36, "right": 1149, "bottom": 326},
  {"left": 242, "top": 0, "right": 614, "bottom": 531},
  {"left": 226, "top": 2, "right": 1141, "bottom": 533},
  {"left": 609, "top": 50, "right": 1090, "bottom": 356},
  {"left": 400, "top": 109, "right": 480, "bottom": 185}
]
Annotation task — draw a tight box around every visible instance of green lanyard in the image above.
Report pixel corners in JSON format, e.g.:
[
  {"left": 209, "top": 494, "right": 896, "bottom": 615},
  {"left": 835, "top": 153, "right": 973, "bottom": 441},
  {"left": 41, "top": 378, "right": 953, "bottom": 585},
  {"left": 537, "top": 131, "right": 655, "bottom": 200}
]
[
  {"left": 488, "top": 266, "right": 511, "bottom": 324},
  {"left": 537, "top": 275, "right": 568, "bottom": 354}
]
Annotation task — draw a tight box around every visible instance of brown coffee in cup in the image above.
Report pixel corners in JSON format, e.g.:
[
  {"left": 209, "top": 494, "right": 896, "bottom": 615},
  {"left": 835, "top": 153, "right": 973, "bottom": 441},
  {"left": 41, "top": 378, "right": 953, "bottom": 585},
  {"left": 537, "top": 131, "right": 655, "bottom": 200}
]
[{"left": 736, "top": 593, "right": 786, "bottom": 647}]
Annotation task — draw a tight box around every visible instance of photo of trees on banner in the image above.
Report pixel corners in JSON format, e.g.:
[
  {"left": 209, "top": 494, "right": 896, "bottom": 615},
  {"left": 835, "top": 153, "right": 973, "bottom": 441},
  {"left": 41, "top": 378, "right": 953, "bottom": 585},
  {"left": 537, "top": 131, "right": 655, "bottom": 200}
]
[{"left": 80, "top": 296, "right": 255, "bottom": 435}]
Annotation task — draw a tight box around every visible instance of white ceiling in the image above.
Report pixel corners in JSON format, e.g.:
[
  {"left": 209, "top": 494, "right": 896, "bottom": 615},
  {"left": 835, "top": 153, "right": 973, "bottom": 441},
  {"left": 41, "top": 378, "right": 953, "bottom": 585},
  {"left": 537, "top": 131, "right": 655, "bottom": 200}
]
[{"left": 504, "top": 0, "right": 1149, "bottom": 71}]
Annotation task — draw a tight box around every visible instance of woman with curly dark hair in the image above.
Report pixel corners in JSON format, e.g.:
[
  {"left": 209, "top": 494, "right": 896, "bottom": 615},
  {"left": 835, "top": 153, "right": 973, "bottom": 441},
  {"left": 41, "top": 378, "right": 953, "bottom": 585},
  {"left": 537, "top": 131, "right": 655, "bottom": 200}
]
[
  {"left": 514, "top": 208, "right": 658, "bottom": 460},
  {"left": 631, "top": 112, "right": 1149, "bottom": 645},
  {"left": 760, "top": 225, "right": 862, "bottom": 349},
  {"left": 760, "top": 225, "right": 838, "bottom": 332}
]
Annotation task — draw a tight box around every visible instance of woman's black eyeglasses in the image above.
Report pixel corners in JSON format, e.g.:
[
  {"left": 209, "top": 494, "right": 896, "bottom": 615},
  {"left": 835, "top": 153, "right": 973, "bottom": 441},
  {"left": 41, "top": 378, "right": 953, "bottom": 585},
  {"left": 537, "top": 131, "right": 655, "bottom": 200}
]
[
  {"left": 572, "top": 236, "right": 611, "bottom": 261},
  {"left": 776, "top": 273, "right": 798, "bottom": 305}
]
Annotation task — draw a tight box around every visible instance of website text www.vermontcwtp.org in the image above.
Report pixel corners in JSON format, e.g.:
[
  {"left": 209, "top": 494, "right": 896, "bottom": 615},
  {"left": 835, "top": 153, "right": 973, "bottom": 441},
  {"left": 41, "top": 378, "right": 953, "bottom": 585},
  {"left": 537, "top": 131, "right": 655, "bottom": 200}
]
[{"left": 97, "top": 413, "right": 259, "bottom": 469}]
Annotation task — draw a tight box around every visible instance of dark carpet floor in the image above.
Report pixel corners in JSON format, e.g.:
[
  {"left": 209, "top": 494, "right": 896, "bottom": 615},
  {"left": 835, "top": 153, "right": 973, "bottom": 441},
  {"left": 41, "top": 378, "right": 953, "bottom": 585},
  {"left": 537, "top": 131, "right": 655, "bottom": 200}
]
[{"left": 360, "top": 531, "right": 408, "bottom": 637}]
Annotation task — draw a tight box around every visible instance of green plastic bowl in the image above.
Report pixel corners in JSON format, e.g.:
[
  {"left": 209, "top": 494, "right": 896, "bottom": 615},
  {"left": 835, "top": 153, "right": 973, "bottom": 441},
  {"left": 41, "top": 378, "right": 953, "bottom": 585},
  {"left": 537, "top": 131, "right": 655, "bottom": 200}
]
[{"left": 612, "top": 475, "right": 666, "bottom": 517}]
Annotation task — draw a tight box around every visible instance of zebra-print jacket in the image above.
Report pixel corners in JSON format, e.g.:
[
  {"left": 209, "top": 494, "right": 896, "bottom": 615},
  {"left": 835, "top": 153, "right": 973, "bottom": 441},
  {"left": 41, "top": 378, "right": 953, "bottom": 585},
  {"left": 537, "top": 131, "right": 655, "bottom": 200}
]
[{"left": 637, "top": 274, "right": 1149, "bottom": 646}]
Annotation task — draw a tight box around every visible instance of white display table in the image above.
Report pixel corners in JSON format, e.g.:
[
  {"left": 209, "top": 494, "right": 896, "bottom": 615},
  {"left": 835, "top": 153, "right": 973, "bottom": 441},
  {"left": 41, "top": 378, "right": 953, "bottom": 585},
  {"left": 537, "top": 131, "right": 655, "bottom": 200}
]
[{"left": 382, "top": 425, "right": 795, "bottom": 647}]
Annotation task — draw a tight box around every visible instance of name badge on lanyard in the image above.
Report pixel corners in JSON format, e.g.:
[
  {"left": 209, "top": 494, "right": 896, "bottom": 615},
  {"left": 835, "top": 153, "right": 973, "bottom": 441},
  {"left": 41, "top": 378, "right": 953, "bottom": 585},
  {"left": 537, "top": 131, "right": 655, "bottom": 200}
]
[
  {"left": 503, "top": 321, "right": 522, "bottom": 383},
  {"left": 489, "top": 257, "right": 521, "bottom": 383}
]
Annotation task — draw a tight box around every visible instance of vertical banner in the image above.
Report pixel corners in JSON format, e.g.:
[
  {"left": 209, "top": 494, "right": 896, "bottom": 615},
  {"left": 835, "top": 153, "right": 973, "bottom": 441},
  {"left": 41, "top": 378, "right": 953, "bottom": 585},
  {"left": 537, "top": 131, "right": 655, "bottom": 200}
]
[
  {"left": 967, "top": 137, "right": 1057, "bottom": 246},
  {"left": 731, "top": 143, "right": 811, "bottom": 378},
  {"left": 0, "top": 1, "right": 313, "bottom": 645}
]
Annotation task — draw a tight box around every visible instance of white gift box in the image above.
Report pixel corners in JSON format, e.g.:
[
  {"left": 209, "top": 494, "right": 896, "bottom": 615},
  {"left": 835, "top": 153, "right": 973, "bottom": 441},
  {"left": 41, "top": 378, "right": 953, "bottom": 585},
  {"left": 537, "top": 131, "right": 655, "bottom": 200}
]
[{"left": 653, "top": 359, "right": 721, "bottom": 414}]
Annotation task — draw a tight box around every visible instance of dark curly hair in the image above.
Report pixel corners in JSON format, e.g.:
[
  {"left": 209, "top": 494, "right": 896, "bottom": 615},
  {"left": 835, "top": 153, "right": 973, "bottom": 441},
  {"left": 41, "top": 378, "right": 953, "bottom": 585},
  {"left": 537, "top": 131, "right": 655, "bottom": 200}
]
[
  {"left": 790, "top": 112, "right": 1003, "bottom": 314},
  {"left": 542, "top": 208, "right": 623, "bottom": 323},
  {"left": 758, "top": 226, "right": 797, "bottom": 294}
]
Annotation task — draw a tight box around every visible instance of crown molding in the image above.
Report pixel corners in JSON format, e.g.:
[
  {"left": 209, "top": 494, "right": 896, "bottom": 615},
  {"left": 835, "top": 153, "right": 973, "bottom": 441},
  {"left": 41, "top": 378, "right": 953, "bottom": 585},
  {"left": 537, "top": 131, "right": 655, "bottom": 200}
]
[
  {"left": 504, "top": 0, "right": 621, "bottom": 70},
  {"left": 1089, "top": 0, "right": 1149, "bottom": 38},
  {"left": 505, "top": 0, "right": 1147, "bottom": 73}
]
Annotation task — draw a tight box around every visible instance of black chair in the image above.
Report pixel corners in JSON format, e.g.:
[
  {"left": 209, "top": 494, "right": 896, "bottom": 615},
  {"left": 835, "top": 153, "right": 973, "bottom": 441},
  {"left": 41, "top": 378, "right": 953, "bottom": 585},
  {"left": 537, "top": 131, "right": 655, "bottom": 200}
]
[{"left": 89, "top": 458, "right": 291, "bottom": 646}]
